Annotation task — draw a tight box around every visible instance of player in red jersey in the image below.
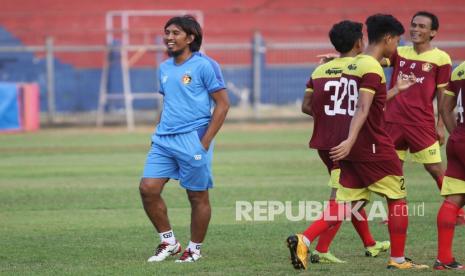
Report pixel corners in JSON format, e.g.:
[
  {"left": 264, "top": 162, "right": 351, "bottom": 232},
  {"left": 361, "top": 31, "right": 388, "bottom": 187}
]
[
  {"left": 434, "top": 61, "right": 465, "bottom": 270},
  {"left": 383, "top": 12, "right": 459, "bottom": 213},
  {"left": 287, "top": 20, "right": 389, "bottom": 268},
  {"left": 286, "top": 16, "right": 428, "bottom": 270},
  {"left": 328, "top": 14, "right": 429, "bottom": 270}
]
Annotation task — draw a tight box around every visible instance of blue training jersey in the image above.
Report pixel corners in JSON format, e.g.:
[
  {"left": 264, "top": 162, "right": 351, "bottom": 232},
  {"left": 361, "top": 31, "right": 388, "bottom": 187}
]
[{"left": 155, "top": 52, "right": 226, "bottom": 135}]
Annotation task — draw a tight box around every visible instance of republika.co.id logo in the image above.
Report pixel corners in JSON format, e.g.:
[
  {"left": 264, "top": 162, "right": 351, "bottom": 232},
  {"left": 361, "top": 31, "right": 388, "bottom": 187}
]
[{"left": 235, "top": 200, "right": 425, "bottom": 222}]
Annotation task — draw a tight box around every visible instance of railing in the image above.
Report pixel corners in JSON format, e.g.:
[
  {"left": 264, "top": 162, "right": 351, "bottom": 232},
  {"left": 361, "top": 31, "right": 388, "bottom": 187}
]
[{"left": 0, "top": 36, "right": 464, "bottom": 127}]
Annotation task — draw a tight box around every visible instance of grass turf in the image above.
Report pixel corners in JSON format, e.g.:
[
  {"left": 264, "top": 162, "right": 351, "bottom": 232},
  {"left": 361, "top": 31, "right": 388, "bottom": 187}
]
[{"left": 0, "top": 123, "right": 463, "bottom": 275}]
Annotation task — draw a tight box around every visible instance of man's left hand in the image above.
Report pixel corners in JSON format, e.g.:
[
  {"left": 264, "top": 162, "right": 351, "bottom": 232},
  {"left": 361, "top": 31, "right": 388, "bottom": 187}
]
[{"left": 201, "top": 140, "right": 210, "bottom": 151}]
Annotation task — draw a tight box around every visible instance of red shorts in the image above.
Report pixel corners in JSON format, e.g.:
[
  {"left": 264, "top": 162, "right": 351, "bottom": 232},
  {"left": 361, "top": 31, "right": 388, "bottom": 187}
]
[
  {"left": 445, "top": 139, "right": 465, "bottom": 181},
  {"left": 385, "top": 122, "right": 437, "bottom": 153},
  {"left": 318, "top": 150, "right": 339, "bottom": 174},
  {"left": 339, "top": 158, "right": 403, "bottom": 189}
]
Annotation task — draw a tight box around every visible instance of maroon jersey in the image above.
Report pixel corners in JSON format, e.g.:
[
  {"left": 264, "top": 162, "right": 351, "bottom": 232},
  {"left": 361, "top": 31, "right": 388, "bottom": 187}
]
[
  {"left": 306, "top": 57, "right": 353, "bottom": 149},
  {"left": 339, "top": 54, "right": 397, "bottom": 161},
  {"left": 385, "top": 46, "right": 452, "bottom": 127},
  {"left": 446, "top": 61, "right": 465, "bottom": 142}
]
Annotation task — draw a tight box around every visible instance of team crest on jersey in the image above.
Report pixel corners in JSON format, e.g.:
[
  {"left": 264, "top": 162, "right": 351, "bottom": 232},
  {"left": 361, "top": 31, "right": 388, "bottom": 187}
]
[
  {"left": 458, "top": 70, "right": 464, "bottom": 77},
  {"left": 348, "top": 64, "right": 357, "bottom": 70},
  {"left": 422, "top": 62, "right": 433, "bottom": 72},
  {"left": 182, "top": 74, "right": 192, "bottom": 85}
]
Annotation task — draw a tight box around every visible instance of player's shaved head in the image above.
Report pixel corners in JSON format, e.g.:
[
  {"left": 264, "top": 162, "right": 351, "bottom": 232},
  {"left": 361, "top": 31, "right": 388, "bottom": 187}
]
[
  {"left": 329, "top": 20, "right": 363, "bottom": 54},
  {"left": 366, "top": 14, "right": 405, "bottom": 44},
  {"left": 165, "top": 15, "right": 203, "bottom": 52}
]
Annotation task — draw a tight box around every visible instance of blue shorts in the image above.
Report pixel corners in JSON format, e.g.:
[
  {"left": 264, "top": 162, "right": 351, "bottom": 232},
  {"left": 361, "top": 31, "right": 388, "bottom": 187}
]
[{"left": 142, "top": 127, "right": 214, "bottom": 191}]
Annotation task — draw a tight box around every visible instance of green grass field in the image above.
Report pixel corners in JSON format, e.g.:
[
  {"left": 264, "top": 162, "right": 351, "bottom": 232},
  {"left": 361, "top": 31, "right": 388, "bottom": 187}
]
[{"left": 1, "top": 123, "right": 464, "bottom": 275}]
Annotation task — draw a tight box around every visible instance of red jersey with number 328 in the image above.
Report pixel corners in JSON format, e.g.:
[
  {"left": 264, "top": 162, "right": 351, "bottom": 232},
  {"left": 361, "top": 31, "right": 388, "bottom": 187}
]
[
  {"left": 385, "top": 46, "right": 452, "bottom": 127},
  {"left": 306, "top": 57, "right": 353, "bottom": 149},
  {"left": 339, "top": 54, "right": 397, "bottom": 161},
  {"left": 445, "top": 61, "right": 465, "bottom": 142}
]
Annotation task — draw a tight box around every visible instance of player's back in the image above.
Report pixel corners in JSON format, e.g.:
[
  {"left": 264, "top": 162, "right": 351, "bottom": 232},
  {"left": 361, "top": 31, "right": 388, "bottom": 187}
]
[
  {"left": 340, "top": 54, "right": 397, "bottom": 161},
  {"left": 307, "top": 57, "right": 353, "bottom": 150},
  {"left": 386, "top": 46, "right": 452, "bottom": 126}
]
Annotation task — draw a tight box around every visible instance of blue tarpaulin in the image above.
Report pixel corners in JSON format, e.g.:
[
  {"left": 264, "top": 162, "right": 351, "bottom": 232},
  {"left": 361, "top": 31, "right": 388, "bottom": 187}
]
[{"left": 0, "top": 83, "right": 20, "bottom": 131}]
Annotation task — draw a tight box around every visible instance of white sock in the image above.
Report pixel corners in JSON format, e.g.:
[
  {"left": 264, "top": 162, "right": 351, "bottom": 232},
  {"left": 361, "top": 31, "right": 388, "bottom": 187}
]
[
  {"left": 187, "top": 241, "right": 202, "bottom": 254},
  {"left": 159, "top": 230, "right": 176, "bottom": 245},
  {"left": 302, "top": 235, "right": 311, "bottom": 248},
  {"left": 391, "top": 256, "right": 406, "bottom": 264}
]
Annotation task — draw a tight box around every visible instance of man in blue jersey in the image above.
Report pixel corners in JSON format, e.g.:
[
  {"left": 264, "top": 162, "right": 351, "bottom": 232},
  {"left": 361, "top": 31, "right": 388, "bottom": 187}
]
[{"left": 139, "top": 15, "right": 230, "bottom": 263}]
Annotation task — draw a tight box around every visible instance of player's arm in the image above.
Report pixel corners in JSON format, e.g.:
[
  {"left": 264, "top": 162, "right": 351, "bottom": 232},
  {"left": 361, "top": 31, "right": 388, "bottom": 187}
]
[
  {"left": 435, "top": 55, "right": 452, "bottom": 145},
  {"left": 302, "top": 76, "right": 314, "bottom": 116},
  {"left": 156, "top": 71, "right": 165, "bottom": 124},
  {"left": 330, "top": 90, "right": 374, "bottom": 161},
  {"left": 436, "top": 87, "right": 447, "bottom": 145},
  {"left": 201, "top": 89, "right": 230, "bottom": 150},
  {"left": 380, "top": 48, "right": 396, "bottom": 68},
  {"left": 316, "top": 53, "right": 338, "bottom": 64},
  {"left": 439, "top": 90, "right": 457, "bottom": 134},
  {"left": 379, "top": 58, "right": 389, "bottom": 67},
  {"left": 301, "top": 91, "right": 313, "bottom": 116},
  {"left": 387, "top": 72, "right": 416, "bottom": 101}
]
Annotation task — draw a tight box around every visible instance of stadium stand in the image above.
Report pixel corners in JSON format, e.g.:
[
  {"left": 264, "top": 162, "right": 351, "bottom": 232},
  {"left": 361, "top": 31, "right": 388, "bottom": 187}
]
[{"left": 0, "top": 0, "right": 463, "bottom": 113}]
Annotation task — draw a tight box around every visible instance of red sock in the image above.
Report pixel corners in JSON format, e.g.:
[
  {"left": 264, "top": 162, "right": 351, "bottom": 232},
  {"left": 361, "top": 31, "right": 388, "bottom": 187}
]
[
  {"left": 351, "top": 208, "right": 376, "bottom": 247},
  {"left": 458, "top": 208, "right": 465, "bottom": 217},
  {"left": 436, "top": 175, "right": 444, "bottom": 191},
  {"left": 387, "top": 199, "right": 408, "bottom": 258},
  {"left": 316, "top": 200, "right": 343, "bottom": 253},
  {"left": 437, "top": 200, "right": 459, "bottom": 264},
  {"left": 303, "top": 200, "right": 342, "bottom": 242}
]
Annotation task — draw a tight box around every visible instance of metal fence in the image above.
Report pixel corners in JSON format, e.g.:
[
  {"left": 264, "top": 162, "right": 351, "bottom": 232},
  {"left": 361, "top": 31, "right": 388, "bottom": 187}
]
[{"left": 0, "top": 34, "right": 464, "bottom": 128}]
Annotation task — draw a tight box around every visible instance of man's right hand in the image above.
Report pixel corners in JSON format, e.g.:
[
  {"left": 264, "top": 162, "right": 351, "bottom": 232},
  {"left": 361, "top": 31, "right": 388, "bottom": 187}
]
[
  {"left": 396, "top": 72, "right": 416, "bottom": 92},
  {"left": 317, "top": 53, "right": 338, "bottom": 64}
]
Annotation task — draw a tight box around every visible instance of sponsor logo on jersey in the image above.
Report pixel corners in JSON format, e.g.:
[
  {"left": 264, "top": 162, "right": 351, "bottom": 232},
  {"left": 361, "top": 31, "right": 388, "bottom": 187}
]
[
  {"left": 348, "top": 64, "right": 357, "bottom": 70},
  {"left": 182, "top": 74, "right": 192, "bottom": 85},
  {"left": 398, "top": 71, "right": 425, "bottom": 84},
  {"left": 325, "top": 68, "right": 343, "bottom": 75},
  {"left": 400, "top": 60, "right": 405, "bottom": 67},
  {"left": 194, "top": 154, "right": 202, "bottom": 160},
  {"left": 422, "top": 62, "right": 433, "bottom": 72}
]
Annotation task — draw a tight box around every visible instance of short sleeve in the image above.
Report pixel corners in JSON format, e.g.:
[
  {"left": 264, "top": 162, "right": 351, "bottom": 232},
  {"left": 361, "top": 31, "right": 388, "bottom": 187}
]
[
  {"left": 305, "top": 77, "right": 314, "bottom": 93},
  {"left": 201, "top": 60, "right": 226, "bottom": 94},
  {"left": 445, "top": 80, "right": 459, "bottom": 97},
  {"left": 436, "top": 64, "right": 452, "bottom": 88},
  {"left": 436, "top": 51, "right": 452, "bottom": 88},
  {"left": 360, "top": 73, "right": 382, "bottom": 94}
]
